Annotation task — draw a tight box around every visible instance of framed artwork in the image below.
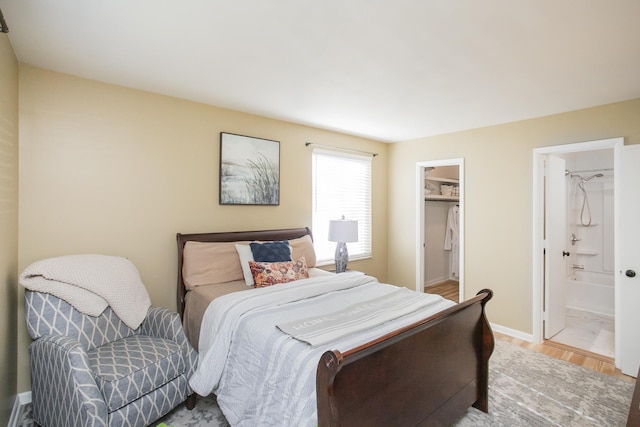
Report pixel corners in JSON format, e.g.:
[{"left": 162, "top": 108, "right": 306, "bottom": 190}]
[{"left": 219, "top": 132, "right": 280, "bottom": 205}]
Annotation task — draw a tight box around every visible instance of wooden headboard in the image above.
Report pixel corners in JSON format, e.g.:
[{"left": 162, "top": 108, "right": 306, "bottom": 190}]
[{"left": 175, "top": 227, "right": 313, "bottom": 318}]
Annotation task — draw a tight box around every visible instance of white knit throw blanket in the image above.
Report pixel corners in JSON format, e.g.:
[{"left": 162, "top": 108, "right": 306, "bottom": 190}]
[{"left": 20, "top": 254, "right": 151, "bottom": 329}]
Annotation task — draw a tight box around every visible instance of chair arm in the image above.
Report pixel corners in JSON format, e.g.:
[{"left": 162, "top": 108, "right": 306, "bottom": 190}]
[
  {"left": 141, "top": 307, "right": 198, "bottom": 381},
  {"left": 29, "top": 335, "right": 108, "bottom": 427},
  {"left": 140, "top": 307, "right": 190, "bottom": 343}
]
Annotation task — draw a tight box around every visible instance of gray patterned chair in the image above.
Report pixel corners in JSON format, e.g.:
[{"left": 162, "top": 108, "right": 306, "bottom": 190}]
[{"left": 25, "top": 290, "right": 198, "bottom": 427}]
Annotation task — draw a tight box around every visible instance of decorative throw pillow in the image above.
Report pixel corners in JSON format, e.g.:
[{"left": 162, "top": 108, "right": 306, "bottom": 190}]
[
  {"left": 249, "top": 256, "right": 309, "bottom": 288},
  {"left": 235, "top": 244, "right": 256, "bottom": 286},
  {"left": 289, "top": 235, "right": 317, "bottom": 268},
  {"left": 250, "top": 240, "right": 292, "bottom": 262}
]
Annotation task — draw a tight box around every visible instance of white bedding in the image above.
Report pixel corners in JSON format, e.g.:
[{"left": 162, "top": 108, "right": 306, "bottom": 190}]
[
  {"left": 276, "top": 286, "right": 444, "bottom": 347},
  {"left": 189, "top": 273, "right": 455, "bottom": 426}
]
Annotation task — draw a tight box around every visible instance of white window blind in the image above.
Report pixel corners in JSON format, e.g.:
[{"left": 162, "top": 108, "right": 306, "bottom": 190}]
[{"left": 312, "top": 149, "right": 372, "bottom": 264}]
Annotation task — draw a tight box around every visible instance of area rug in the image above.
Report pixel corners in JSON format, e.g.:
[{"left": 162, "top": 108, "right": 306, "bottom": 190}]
[
  {"left": 453, "top": 339, "right": 634, "bottom": 426},
  {"left": 154, "top": 340, "right": 634, "bottom": 427},
  {"left": 19, "top": 340, "right": 634, "bottom": 427}
]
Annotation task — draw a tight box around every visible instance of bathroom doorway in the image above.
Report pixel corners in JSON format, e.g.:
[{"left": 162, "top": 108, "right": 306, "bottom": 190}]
[
  {"left": 416, "top": 159, "right": 464, "bottom": 302},
  {"left": 546, "top": 149, "right": 615, "bottom": 357},
  {"left": 534, "top": 138, "right": 640, "bottom": 376}
]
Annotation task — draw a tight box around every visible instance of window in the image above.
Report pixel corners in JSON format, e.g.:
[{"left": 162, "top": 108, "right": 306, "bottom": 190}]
[{"left": 312, "top": 149, "right": 372, "bottom": 264}]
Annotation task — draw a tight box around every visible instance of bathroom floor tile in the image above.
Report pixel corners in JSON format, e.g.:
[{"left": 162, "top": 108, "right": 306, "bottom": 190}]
[{"left": 549, "top": 308, "right": 614, "bottom": 358}]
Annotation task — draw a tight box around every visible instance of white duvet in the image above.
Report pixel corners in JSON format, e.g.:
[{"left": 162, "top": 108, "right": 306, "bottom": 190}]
[{"left": 189, "top": 273, "right": 454, "bottom": 426}]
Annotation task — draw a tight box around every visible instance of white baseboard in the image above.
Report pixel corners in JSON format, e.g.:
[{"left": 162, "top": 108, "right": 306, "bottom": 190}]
[
  {"left": 8, "top": 391, "right": 31, "bottom": 427},
  {"left": 491, "top": 323, "right": 534, "bottom": 343}
]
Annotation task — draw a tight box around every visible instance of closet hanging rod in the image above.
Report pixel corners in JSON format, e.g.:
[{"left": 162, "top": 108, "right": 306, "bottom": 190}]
[
  {"left": 566, "top": 167, "right": 613, "bottom": 174},
  {"left": 305, "top": 142, "right": 378, "bottom": 157},
  {"left": 424, "top": 198, "right": 459, "bottom": 203}
]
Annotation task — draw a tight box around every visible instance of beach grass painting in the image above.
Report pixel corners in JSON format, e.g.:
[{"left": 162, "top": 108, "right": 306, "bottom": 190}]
[{"left": 220, "top": 133, "right": 280, "bottom": 205}]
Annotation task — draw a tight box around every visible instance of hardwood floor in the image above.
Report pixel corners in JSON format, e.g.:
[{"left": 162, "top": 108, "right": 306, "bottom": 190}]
[
  {"left": 425, "top": 280, "right": 636, "bottom": 384},
  {"left": 495, "top": 333, "right": 634, "bottom": 383},
  {"left": 424, "top": 280, "right": 459, "bottom": 302}
]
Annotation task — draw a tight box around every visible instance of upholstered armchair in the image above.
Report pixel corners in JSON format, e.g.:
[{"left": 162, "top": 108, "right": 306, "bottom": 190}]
[{"left": 25, "top": 290, "right": 197, "bottom": 427}]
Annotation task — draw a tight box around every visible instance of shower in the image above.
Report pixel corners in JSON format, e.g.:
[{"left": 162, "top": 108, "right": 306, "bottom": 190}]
[{"left": 565, "top": 170, "right": 604, "bottom": 226}]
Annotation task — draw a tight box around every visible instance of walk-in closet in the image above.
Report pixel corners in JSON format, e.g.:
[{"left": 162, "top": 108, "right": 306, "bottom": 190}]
[{"left": 424, "top": 165, "right": 460, "bottom": 290}]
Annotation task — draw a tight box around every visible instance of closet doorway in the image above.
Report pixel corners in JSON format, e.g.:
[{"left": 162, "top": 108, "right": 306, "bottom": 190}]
[{"left": 416, "top": 159, "right": 464, "bottom": 302}]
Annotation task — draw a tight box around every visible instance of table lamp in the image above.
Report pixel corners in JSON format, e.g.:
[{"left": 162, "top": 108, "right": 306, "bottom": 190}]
[{"left": 328, "top": 216, "right": 358, "bottom": 273}]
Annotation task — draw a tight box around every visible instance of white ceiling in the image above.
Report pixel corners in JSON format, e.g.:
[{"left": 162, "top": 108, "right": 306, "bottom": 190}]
[{"left": 2, "top": 1, "right": 640, "bottom": 142}]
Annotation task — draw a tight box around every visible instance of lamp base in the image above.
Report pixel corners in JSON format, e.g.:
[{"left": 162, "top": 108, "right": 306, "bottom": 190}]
[{"left": 334, "top": 242, "right": 349, "bottom": 273}]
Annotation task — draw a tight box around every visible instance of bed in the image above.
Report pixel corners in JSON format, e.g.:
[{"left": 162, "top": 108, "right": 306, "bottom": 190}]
[{"left": 177, "top": 227, "right": 494, "bottom": 426}]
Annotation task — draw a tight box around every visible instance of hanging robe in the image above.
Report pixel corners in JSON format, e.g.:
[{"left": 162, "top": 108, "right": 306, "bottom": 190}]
[{"left": 444, "top": 205, "right": 459, "bottom": 279}]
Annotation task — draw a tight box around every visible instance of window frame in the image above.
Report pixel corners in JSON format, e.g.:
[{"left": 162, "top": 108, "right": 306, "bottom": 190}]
[{"left": 311, "top": 148, "right": 372, "bottom": 265}]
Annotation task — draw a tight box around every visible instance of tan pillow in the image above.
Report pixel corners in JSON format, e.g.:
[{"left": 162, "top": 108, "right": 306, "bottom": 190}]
[
  {"left": 289, "top": 235, "right": 316, "bottom": 268},
  {"left": 182, "top": 241, "right": 249, "bottom": 289}
]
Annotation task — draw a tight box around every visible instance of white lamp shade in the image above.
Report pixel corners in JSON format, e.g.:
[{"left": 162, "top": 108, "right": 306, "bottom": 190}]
[{"left": 328, "top": 219, "right": 358, "bottom": 243}]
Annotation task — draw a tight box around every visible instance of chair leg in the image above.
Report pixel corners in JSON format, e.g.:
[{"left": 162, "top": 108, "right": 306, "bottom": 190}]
[{"left": 186, "top": 393, "right": 197, "bottom": 410}]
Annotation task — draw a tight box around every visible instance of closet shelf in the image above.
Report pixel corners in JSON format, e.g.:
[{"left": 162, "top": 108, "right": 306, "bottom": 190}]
[
  {"left": 575, "top": 251, "right": 598, "bottom": 256},
  {"left": 425, "top": 177, "right": 459, "bottom": 184},
  {"left": 425, "top": 176, "right": 459, "bottom": 199},
  {"left": 425, "top": 195, "right": 459, "bottom": 202}
]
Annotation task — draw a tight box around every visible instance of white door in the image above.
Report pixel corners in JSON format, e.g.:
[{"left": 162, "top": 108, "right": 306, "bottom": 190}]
[
  {"left": 618, "top": 144, "right": 640, "bottom": 376},
  {"left": 544, "top": 156, "right": 568, "bottom": 339}
]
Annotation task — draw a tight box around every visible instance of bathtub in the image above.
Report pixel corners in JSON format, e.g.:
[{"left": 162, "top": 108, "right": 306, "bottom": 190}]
[{"left": 566, "top": 270, "right": 614, "bottom": 317}]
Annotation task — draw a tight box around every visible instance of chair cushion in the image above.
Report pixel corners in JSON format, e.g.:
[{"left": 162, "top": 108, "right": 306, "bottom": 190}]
[{"left": 88, "top": 335, "right": 185, "bottom": 412}]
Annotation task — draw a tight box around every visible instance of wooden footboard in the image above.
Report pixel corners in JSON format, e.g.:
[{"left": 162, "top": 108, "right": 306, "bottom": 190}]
[{"left": 317, "top": 289, "right": 494, "bottom": 427}]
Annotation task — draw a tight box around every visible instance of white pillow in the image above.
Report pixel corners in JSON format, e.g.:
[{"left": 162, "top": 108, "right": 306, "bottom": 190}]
[{"left": 235, "top": 244, "right": 255, "bottom": 286}]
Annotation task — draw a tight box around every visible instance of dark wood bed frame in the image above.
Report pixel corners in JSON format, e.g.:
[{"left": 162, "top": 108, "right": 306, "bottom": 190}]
[{"left": 177, "top": 227, "right": 494, "bottom": 426}]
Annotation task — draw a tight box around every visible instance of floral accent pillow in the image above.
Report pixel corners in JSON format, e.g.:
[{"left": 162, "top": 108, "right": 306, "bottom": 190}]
[{"left": 249, "top": 256, "right": 309, "bottom": 288}]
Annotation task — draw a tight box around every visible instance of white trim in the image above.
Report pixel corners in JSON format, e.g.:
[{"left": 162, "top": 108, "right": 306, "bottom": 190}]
[
  {"left": 8, "top": 391, "right": 32, "bottom": 427},
  {"left": 491, "top": 323, "right": 534, "bottom": 343},
  {"left": 613, "top": 142, "right": 624, "bottom": 369},
  {"left": 532, "top": 149, "right": 544, "bottom": 344},
  {"left": 532, "top": 138, "right": 623, "bottom": 348}
]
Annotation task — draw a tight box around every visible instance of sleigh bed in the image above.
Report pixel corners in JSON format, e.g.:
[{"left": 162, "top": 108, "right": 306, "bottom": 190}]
[{"left": 177, "top": 227, "right": 494, "bottom": 426}]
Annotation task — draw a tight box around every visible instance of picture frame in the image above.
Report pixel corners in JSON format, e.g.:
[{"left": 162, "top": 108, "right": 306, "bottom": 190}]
[{"left": 219, "top": 132, "right": 280, "bottom": 205}]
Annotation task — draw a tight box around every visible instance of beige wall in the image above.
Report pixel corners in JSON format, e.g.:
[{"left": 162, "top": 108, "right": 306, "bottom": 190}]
[
  {"left": 12, "top": 61, "right": 640, "bottom": 396},
  {"left": 16, "top": 65, "right": 388, "bottom": 392},
  {"left": 0, "top": 33, "right": 19, "bottom": 425},
  {"left": 387, "top": 98, "right": 640, "bottom": 334}
]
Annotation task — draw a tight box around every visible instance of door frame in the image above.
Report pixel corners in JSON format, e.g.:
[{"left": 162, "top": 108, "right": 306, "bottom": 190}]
[
  {"left": 532, "top": 138, "right": 623, "bottom": 354},
  {"left": 416, "top": 158, "right": 464, "bottom": 300},
  {"left": 544, "top": 155, "right": 568, "bottom": 339}
]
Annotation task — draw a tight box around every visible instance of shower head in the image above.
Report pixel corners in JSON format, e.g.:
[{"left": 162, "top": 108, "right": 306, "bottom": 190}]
[{"left": 569, "top": 172, "right": 604, "bottom": 182}]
